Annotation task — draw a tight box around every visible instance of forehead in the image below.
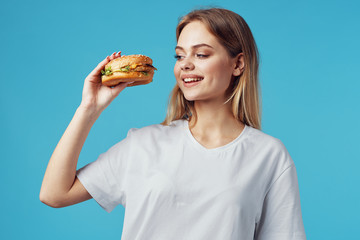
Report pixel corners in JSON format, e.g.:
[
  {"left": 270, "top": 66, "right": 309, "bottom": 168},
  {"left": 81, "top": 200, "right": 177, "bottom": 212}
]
[{"left": 177, "top": 21, "right": 220, "bottom": 49}]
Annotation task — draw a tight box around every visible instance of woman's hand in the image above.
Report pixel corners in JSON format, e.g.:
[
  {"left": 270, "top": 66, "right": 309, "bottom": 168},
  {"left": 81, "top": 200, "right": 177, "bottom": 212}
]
[{"left": 80, "top": 51, "right": 131, "bottom": 113}]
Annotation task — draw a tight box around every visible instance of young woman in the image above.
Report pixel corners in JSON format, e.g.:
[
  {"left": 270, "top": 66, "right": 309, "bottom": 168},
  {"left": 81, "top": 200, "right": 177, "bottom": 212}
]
[{"left": 40, "top": 8, "right": 306, "bottom": 240}]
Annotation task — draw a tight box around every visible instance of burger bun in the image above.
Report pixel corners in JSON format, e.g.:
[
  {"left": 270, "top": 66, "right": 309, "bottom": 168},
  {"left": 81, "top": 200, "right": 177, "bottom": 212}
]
[{"left": 101, "top": 54, "right": 156, "bottom": 87}]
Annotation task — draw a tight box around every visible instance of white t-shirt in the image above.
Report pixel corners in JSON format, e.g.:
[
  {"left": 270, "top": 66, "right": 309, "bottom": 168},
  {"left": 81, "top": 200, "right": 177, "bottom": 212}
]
[{"left": 76, "top": 119, "right": 306, "bottom": 240}]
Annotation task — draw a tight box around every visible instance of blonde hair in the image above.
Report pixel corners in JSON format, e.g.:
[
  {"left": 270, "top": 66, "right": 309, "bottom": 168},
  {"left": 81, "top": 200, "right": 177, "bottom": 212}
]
[{"left": 161, "top": 8, "right": 262, "bottom": 130}]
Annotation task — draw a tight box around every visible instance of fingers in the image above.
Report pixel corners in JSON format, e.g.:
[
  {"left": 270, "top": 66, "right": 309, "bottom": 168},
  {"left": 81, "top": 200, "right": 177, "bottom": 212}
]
[
  {"left": 108, "top": 51, "right": 121, "bottom": 61},
  {"left": 90, "top": 56, "right": 110, "bottom": 76},
  {"left": 89, "top": 51, "right": 122, "bottom": 76},
  {"left": 111, "top": 81, "right": 133, "bottom": 97}
]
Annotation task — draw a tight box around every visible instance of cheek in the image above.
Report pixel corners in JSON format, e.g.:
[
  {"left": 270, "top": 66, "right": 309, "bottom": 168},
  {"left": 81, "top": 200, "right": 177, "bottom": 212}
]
[
  {"left": 205, "top": 61, "right": 230, "bottom": 81},
  {"left": 174, "top": 63, "right": 180, "bottom": 79},
  {"left": 174, "top": 64, "right": 184, "bottom": 87}
]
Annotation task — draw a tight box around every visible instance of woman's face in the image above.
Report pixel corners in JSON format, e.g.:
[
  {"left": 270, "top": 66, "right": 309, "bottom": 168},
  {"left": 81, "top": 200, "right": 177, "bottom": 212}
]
[{"left": 174, "top": 21, "right": 239, "bottom": 103}]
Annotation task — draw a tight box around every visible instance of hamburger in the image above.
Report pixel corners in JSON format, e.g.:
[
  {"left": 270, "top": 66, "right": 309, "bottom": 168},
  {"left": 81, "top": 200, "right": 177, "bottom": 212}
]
[{"left": 101, "top": 54, "right": 157, "bottom": 87}]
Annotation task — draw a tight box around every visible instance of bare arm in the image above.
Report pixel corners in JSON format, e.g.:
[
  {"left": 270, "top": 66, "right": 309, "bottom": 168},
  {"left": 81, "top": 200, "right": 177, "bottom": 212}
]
[{"left": 40, "top": 51, "right": 131, "bottom": 208}]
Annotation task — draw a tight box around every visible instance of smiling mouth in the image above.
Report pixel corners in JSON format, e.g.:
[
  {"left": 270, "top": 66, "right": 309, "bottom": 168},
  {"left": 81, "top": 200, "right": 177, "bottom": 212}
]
[{"left": 183, "top": 77, "right": 204, "bottom": 83}]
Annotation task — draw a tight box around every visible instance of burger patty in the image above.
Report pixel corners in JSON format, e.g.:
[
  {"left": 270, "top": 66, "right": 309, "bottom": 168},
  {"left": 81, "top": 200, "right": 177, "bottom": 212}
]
[
  {"left": 102, "top": 64, "right": 157, "bottom": 76},
  {"left": 133, "top": 65, "right": 156, "bottom": 72}
]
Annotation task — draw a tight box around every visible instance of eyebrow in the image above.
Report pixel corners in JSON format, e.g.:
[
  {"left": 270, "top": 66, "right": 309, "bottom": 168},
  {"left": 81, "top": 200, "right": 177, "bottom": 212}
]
[{"left": 175, "top": 43, "right": 214, "bottom": 51}]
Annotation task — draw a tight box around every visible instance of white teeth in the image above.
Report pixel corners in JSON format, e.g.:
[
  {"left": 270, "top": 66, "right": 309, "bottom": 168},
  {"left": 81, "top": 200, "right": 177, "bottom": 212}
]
[{"left": 183, "top": 78, "right": 203, "bottom": 83}]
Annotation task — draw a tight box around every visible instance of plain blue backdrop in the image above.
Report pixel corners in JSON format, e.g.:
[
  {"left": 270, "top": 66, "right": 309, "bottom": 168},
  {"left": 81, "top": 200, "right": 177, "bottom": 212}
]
[{"left": 1, "top": 0, "right": 359, "bottom": 239}]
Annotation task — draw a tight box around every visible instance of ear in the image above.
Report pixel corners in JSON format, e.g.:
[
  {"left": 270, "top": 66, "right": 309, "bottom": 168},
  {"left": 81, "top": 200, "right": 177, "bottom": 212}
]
[{"left": 232, "top": 53, "right": 245, "bottom": 77}]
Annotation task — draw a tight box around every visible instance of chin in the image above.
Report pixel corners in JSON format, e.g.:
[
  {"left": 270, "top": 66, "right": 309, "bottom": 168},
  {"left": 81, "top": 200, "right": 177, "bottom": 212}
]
[
  {"left": 183, "top": 91, "right": 229, "bottom": 104},
  {"left": 181, "top": 90, "right": 200, "bottom": 101},
  {"left": 182, "top": 93, "right": 207, "bottom": 102}
]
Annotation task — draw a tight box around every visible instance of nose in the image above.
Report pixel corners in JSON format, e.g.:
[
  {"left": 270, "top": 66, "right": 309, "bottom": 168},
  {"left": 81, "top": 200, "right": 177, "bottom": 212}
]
[{"left": 180, "top": 58, "right": 195, "bottom": 71}]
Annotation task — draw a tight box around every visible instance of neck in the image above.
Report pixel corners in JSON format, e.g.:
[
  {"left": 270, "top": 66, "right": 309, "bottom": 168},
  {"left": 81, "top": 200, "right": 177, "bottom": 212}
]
[{"left": 189, "top": 98, "right": 243, "bottom": 137}]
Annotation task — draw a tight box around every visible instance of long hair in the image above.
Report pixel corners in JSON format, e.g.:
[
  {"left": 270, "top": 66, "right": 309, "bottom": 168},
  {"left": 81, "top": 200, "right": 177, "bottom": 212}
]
[{"left": 161, "top": 8, "right": 261, "bottom": 130}]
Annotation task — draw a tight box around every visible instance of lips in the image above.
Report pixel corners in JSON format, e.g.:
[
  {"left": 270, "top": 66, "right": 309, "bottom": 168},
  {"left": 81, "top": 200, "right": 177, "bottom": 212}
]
[
  {"left": 183, "top": 77, "right": 203, "bottom": 83},
  {"left": 181, "top": 74, "right": 204, "bottom": 83}
]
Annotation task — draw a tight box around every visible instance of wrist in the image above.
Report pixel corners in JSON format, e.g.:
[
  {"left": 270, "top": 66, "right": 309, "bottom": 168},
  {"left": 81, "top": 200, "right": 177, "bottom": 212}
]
[{"left": 77, "top": 104, "right": 102, "bottom": 122}]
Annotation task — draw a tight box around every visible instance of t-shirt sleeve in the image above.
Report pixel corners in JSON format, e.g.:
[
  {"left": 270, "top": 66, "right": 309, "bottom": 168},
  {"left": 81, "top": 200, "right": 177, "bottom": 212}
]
[
  {"left": 76, "top": 128, "right": 135, "bottom": 213},
  {"left": 255, "top": 163, "right": 306, "bottom": 240}
]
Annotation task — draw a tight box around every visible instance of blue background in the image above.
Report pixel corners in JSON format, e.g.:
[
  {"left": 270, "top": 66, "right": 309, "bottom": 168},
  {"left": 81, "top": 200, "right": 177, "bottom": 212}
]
[{"left": 1, "top": 0, "right": 359, "bottom": 239}]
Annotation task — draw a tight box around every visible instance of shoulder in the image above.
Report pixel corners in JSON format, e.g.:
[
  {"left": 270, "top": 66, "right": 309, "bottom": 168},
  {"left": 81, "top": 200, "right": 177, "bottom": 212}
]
[
  {"left": 126, "top": 119, "right": 185, "bottom": 140},
  {"left": 245, "top": 126, "right": 285, "bottom": 150},
  {"left": 245, "top": 125, "right": 294, "bottom": 167},
  {"left": 103, "top": 120, "right": 185, "bottom": 157}
]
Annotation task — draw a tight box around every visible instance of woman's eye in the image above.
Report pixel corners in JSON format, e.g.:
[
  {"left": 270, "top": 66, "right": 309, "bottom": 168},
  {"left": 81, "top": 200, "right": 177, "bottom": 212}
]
[
  {"left": 196, "top": 54, "right": 209, "bottom": 58},
  {"left": 174, "top": 54, "right": 183, "bottom": 60}
]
